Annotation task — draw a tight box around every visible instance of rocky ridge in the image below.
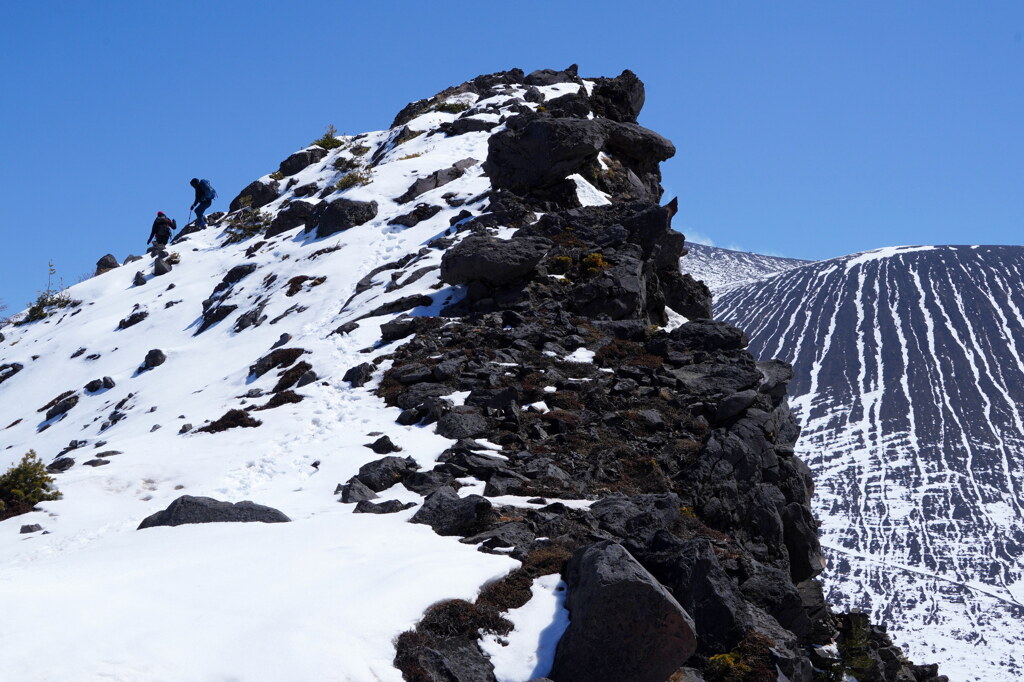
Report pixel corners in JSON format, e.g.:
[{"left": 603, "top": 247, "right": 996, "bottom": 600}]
[{"left": 0, "top": 66, "right": 944, "bottom": 682}]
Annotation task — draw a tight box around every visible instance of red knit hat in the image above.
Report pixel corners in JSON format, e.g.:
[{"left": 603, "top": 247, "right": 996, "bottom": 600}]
[{"left": 157, "top": 211, "right": 165, "bottom": 216}]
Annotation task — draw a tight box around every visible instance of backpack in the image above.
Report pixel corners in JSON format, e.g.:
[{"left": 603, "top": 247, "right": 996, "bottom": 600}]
[{"left": 200, "top": 179, "right": 217, "bottom": 201}]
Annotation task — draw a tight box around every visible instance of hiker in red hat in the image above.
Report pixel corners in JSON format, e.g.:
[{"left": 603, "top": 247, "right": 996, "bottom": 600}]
[{"left": 147, "top": 211, "right": 176, "bottom": 253}]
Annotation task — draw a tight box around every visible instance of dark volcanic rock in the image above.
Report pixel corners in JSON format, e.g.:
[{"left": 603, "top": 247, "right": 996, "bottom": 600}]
[
  {"left": 588, "top": 69, "right": 645, "bottom": 123},
  {"left": 140, "top": 349, "right": 166, "bottom": 371},
  {"left": 45, "top": 395, "right": 79, "bottom": 421},
  {"left": 117, "top": 310, "right": 149, "bottom": 330},
  {"left": 267, "top": 200, "right": 316, "bottom": 237},
  {"left": 356, "top": 456, "right": 420, "bottom": 492},
  {"left": 440, "top": 235, "right": 550, "bottom": 286},
  {"left": 396, "top": 159, "right": 475, "bottom": 204},
  {"left": 278, "top": 146, "right": 327, "bottom": 176},
  {"left": 670, "top": 319, "right": 749, "bottom": 351},
  {"left": 551, "top": 541, "right": 697, "bottom": 682},
  {"left": 95, "top": 254, "right": 119, "bottom": 275},
  {"left": 312, "top": 198, "right": 378, "bottom": 238},
  {"left": 229, "top": 179, "right": 280, "bottom": 212},
  {"left": 343, "top": 362, "right": 375, "bottom": 387},
  {"left": 388, "top": 203, "right": 442, "bottom": 228},
  {"left": 137, "top": 495, "right": 290, "bottom": 529},
  {"left": 410, "top": 486, "right": 492, "bottom": 536},
  {"left": 353, "top": 499, "right": 414, "bottom": 514}
]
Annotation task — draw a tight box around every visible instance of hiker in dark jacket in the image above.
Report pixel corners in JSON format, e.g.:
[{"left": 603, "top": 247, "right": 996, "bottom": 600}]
[
  {"left": 148, "top": 211, "right": 175, "bottom": 250},
  {"left": 190, "top": 177, "right": 217, "bottom": 227}
]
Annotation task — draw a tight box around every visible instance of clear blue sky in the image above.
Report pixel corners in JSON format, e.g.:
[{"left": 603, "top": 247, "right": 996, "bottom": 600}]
[{"left": 1, "top": 1, "right": 1021, "bottom": 313}]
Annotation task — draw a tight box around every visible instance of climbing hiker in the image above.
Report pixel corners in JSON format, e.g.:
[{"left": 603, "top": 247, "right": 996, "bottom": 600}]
[
  {"left": 190, "top": 177, "right": 217, "bottom": 227},
  {"left": 147, "top": 211, "right": 176, "bottom": 253}
]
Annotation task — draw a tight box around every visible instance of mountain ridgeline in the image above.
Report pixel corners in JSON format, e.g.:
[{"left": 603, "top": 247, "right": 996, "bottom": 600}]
[{"left": 0, "top": 67, "right": 944, "bottom": 682}]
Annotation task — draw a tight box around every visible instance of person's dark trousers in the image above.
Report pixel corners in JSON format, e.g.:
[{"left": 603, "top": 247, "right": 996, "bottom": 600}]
[{"left": 195, "top": 198, "right": 212, "bottom": 226}]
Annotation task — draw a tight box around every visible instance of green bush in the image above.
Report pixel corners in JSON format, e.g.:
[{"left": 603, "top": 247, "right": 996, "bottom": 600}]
[
  {"left": 335, "top": 170, "right": 372, "bottom": 190},
  {"left": 223, "top": 197, "right": 272, "bottom": 244},
  {"left": 349, "top": 144, "right": 371, "bottom": 157},
  {"left": 269, "top": 170, "right": 285, "bottom": 181},
  {"left": 312, "top": 124, "right": 345, "bottom": 150},
  {"left": 435, "top": 101, "right": 470, "bottom": 114},
  {"left": 0, "top": 451, "right": 61, "bottom": 519}
]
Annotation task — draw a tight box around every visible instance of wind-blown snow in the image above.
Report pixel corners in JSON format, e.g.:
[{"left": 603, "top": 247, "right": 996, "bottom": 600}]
[{"left": 0, "top": 83, "right": 578, "bottom": 681}]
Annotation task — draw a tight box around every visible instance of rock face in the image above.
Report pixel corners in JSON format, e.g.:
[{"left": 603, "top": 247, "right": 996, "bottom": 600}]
[
  {"left": 137, "top": 495, "right": 290, "bottom": 529},
  {"left": 484, "top": 115, "right": 673, "bottom": 204},
  {"left": 379, "top": 67, "right": 943, "bottom": 682},
  {"left": 550, "top": 541, "right": 697, "bottom": 682}
]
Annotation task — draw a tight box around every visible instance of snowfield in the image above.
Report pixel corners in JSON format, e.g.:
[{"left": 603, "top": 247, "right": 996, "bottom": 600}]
[{"left": 0, "top": 81, "right": 586, "bottom": 681}]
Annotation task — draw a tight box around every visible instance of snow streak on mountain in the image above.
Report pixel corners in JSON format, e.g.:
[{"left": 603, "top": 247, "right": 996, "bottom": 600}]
[
  {"left": 712, "top": 245, "right": 1024, "bottom": 682},
  {"left": 681, "top": 243, "right": 810, "bottom": 296}
]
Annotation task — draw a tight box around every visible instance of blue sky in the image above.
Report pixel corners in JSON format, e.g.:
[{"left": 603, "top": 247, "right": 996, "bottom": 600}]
[{"left": 1, "top": 1, "right": 1021, "bottom": 313}]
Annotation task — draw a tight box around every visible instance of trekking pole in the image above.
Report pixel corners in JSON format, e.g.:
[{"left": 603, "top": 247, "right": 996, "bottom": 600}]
[{"left": 186, "top": 207, "right": 194, "bottom": 226}]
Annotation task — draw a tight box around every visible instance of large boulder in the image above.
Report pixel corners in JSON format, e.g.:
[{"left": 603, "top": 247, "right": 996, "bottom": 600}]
[
  {"left": 396, "top": 159, "right": 476, "bottom": 204},
  {"left": 312, "top": 198, "right": 378, "bottom": 238},
  {"left": 484, "top": 115, "right": 673, "bottom": 197},
  {"left": 267, "top": 200, "right": 316, "bottom": 237},
  {"left": 137, "top": 495, "right": 290, "bottom": 529},
  {"left": 278, "top": 146, "right": 327, "bottom": 177},
  {"left": 550, "top": 541, "right": 697, "bottom": 682},
  {"left": 588, "top": 69, "right": 645, "bottom": 123},
  {"left": 440, "top": 235, "right": 550, "bottom": 287},
  {"left": 355, "top": 456, "right": 420, "bottom": 492},
  {"left": 229, "top": 179, "right": 281, "bottom": 212},
  {"left": 409, "top": 486, "right": 492, "bottom": 536},
  {"left": 524, "top": 64, "right": 580, "bottom": 86},
  {"left": 95, "top": 254, "right": 119, "bottom": 275},
  {"left": 670, "top": 319, "right": 749, "bottom": 351},
  {"left": 140, "top": 349, "right": 166, "bottom": 371}
]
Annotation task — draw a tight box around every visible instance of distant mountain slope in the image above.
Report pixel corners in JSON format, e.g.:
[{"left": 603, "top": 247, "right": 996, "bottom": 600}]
[
  {"left": 716, "top": 245, "right": 1024, "bottom": 682},
  {"left": 680, "top": 242, "right": 811, "bottom": 296}
]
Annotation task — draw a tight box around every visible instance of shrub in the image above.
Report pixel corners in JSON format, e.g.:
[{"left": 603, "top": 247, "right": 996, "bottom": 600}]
[
  {"left": 398, "top": 152, "right": 422, "bottom": 161},
  {"left": 15, "top": 261, "right": 79, "bottom": 325},
  {"left": 312, "top": 124, "right": 345, "bottom": 150},
  {"left": 223, "top": 197, "right": 272, "bottom": 244},
  {"left": 581, "top": 252, "right": 609, "bottom": 276},
  {"left": 269, "top": 170, "right": 285, "bottom": 180},
  {"left": 349, "top": 144, "right": 371, "bottom": 156},
  {"left": 335, "top": 170, "right": 372, "bottom": 190},
  {"left": 435, "top": 101, "right": 470, "bottom": 114},
  {"left": 0, "top": 451, "right": 61, "bottom": 520}
]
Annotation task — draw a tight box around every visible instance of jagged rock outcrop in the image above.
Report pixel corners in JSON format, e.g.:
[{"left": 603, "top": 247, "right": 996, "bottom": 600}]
[{"left": 380, "top": 67, "right": 943, "bottom": 682}]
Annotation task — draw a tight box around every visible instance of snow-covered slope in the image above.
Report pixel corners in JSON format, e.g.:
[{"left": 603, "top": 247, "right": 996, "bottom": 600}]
[
  {"left": 716, "top": 245, "right": 1024, "bottom": 682},
  {"left": 680, "top": 242, "right": 811, "bottom": 296},
  {"left": 0, "top": 80, "right": 580, "bottom": 682}
]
